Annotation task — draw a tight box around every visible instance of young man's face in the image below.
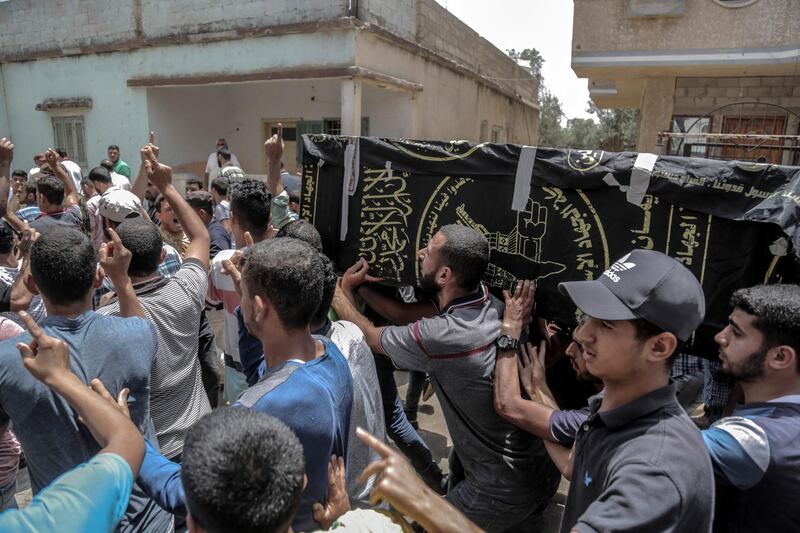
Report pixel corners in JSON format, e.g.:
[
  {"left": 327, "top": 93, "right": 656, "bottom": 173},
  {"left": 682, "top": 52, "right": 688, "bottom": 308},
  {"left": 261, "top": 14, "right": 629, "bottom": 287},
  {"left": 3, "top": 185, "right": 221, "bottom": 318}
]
[
  {"left": 81, "top": 182, "right": 95, "bottom": 197},
  {"left": 145, "top": 183, "right": 158, "bottom": 202},
  {"left": 34, "top": 155, "right": 46, "bottom": 168},
  {"left": 417, "top": 232, "right": 445, "bottom": 295},
  {"left": 156, "top": 201, "right": 182, "bottom": 233},
  {"left": 239, "top": 266, "right": 262, "bottom": 339},
  {"left": 565, "top": 322, "right": 597, "bottom": 382},
  {"left": 108, "top": 148, "right": 119, "bottom": 163},
  {"left": 715, "top": 308, "right": 768, "bottom": 381},
  {"left": 186, "top": 183, "right": 201, "bottom": 194},
  {"left": 12, "top": 175, "right": 27, "bottom": 191},
  {"left": 573, "top": 317, "right": 650, "bottom": 382}
]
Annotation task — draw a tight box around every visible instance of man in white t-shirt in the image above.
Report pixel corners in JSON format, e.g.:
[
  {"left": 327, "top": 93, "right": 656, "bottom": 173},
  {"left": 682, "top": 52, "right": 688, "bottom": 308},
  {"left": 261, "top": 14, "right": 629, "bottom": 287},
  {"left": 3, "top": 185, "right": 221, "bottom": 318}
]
[
  {"left": 204, "top": 138, "right": 240, "bottom": 189},
  {"left": 100, "top": 159, "right": 131, "bottom": 191},
  {"left": 56, "top": 150, "right": 83, "bottom": 192}
]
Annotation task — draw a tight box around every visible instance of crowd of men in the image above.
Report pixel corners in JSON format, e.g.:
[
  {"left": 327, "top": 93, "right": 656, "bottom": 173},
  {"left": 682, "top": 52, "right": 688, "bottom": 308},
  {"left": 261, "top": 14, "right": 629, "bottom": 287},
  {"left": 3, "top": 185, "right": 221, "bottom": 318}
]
[{"left": 0, "top": 127, "right": 796, "bottom": 533}]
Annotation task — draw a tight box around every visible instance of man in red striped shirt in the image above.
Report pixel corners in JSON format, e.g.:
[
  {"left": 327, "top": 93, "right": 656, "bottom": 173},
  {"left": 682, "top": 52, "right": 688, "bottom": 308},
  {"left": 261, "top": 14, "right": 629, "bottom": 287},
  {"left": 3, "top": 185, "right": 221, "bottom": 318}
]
[{"left": 332, "top": 224, "right": 559, "bottom": 533}]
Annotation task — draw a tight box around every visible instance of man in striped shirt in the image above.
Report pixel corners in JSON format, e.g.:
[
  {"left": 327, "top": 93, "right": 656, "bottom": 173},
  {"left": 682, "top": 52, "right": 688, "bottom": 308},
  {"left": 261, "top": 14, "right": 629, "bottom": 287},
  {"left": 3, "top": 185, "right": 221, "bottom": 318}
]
[{"left": 98, "top": 145, "right": 211, "bottom": 462}]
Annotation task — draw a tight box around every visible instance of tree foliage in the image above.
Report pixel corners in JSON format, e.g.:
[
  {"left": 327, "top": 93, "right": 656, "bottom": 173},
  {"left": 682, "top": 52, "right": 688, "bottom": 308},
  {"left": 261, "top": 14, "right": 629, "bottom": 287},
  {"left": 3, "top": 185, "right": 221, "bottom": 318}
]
[{"left": 507, "top": 48, "right": 640, "bottom": 151}]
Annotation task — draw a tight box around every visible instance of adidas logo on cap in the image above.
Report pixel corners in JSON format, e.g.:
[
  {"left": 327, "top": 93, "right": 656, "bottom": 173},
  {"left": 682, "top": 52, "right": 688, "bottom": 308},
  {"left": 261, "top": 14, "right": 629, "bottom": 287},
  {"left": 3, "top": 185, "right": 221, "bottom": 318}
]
[{"left": 603, "top": 253, "right": 636, "bottom": 283}]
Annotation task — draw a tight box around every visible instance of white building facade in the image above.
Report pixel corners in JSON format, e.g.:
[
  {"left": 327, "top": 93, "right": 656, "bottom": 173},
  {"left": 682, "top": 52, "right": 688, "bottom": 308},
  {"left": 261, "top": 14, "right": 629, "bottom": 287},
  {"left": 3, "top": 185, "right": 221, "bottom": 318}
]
[{"left": 0, "top": 0, "right": 539, "bottom": 177}]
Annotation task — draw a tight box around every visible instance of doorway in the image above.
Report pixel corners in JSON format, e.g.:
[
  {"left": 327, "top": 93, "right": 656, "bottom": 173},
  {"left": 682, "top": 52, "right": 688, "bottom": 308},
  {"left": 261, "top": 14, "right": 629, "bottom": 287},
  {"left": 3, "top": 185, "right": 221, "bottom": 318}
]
[{"left": 263, "top": 122, "right": 299, "bottom": 175}]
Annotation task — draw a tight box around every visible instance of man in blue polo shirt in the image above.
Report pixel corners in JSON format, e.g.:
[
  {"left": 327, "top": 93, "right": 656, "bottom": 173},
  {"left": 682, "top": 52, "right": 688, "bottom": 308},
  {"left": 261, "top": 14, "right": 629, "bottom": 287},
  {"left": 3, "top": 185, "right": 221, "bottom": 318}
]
[
  {"left": 0, "top": 226, "right": 171, "bottom": 532},
  {"left": 136, "top": 237, "right": 353, "bottom": 533},
  {"left": 703, "top": 284, "right": 800, "bottom": 532},
  {"left": 332, "top": 224, "right": 559, "bottom": 533}
]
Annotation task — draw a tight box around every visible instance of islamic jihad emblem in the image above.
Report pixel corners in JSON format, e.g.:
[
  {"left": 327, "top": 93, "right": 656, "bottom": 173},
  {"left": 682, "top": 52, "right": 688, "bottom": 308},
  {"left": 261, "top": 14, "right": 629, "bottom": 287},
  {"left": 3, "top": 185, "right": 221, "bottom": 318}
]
[{"left": 567, "top": 149, "right": 604, "bottom": 172}]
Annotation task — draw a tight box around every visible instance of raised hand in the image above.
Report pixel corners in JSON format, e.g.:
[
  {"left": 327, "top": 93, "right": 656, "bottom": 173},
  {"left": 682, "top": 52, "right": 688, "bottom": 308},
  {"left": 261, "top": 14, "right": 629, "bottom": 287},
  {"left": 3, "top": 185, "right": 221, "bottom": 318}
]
[
  {"left": 140, "top": 145, "right": 172, "bottom": 191},
  {"left": 44, "top": 148, "right": 60, "bottom": 172},
  {"left": 89, "top": 379, "right": 132, "bottom": 420},
  {"left": 99, "top": 228, "right": 133, "bottom": 284},
  {"left": 0, "top": 138, "right": 14, "bottom": 166},
  {"left": 356, "top": 427, "right": 430, "bottom": 515},
  {"left": 518, "top": 341, "right": 548, "bottom": 399},
  {"left": 501, "top": 280, "right": 535, "bottom": 339},
  {"left": 312, "top": 455, "right": 351, "bottom": 529},
  {"left": 264, "top": 123, "right": 284, "bottom": 164},
  {"left": 16, "top": 311, "right": 71, "bottom": 386},
  {"left": 221, "top": 258, "right": 242, "bottom": 296},
  {"left": 18, "top": 222, "right": 39, "bottom": 258}
]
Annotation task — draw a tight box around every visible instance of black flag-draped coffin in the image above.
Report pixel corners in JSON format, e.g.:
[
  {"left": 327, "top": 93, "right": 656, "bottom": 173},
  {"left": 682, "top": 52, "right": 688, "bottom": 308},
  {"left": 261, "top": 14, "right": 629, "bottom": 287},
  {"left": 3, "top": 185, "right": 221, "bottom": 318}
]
[{"left": 301, "top": 135, "right": 799, "bottom": 357}]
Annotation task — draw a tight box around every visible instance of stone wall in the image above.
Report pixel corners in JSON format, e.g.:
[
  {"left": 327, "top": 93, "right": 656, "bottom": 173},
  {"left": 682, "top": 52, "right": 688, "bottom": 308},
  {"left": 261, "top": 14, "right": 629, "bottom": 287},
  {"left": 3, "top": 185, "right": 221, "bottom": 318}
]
[
  {"left": 414, "top": 0, "right": 537, "bottom": 102},
  {"left": 0, "top": 0, "right": 349, "bottom": 61},
  {"left": 673, "top": 76, "right": 800, "bottom": 113},
  {"left": 573, "top": 0, "right": 800, "bottom": 53}
]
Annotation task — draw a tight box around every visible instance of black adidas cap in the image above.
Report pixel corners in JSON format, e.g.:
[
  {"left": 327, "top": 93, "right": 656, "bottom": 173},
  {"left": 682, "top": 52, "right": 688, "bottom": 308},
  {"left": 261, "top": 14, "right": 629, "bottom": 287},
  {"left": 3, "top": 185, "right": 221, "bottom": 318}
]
[{"left": 558, "top": 249, "right": 706, "bottom": 341}]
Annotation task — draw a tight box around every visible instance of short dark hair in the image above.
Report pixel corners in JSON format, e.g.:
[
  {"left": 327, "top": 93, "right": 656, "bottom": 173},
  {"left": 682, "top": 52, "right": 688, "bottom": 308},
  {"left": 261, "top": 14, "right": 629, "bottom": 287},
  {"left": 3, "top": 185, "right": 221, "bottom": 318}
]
[
  {"left": 312, "top": 254, "right": 337, "bottom": 325},
  {"left": 731, "top": 284, "right": 800, "bottom": 371},
  {"left": 154, "top": 194, "right": 168, "bottom": 213},
  {"left": 116, "top": 219, "right": 163, "bottom": 277},
  {"left": 288, "top": 190, "right": 300, "bottom": 204},
  {"left": 108, "top": 145, "right": 120, "bottom": 152},
  {"left": 12, "top": 169, "right": 27, "bottom": 180},
  {"left": 185, "top": 176, "right": 203, "bottom": 187},
  {"left": 186, "top": 190, "right": 214, "bottom": 217},
  {"left": 24, "top": 183, "right": 37, "bottom": 199},
  {"left": 182, "top": 408, "right": 304, "bottom": 533},
  {"left": 0, "top": 221, "right": 15, "bottom": 255},
  {"left": 275, "top": 220, "right": 322, "bottom": 252},
  {"left": 30, "top": 228, "right": 97, "bottom": 305},
  {"left": 88, "top": 166, "right": 113, "bottom": 185},
  {"left": 100, "top": 159, "right": 114, "bottom": 172},
  {"left": 216, "top": 147, "right": 232, "bottom": 162},
  {"left": 80, "top": 178, "right": 94, "bottom": 190},
  {"left": 55, "top": 148, "right": 68, "bottom": 158},
  {"left": 211, "top": 177, "right": 229, "bottom": 197},
  {"left": 36, "top": 176, "right": 65, "bottom": 205},
  {"left": 437, "top": 224, "right": 489, "bottom": 290},
  {"left": 242, "top": 238, "right": 323, "bottom": 330},
  {"left": 230, "top": 179, "right": 271, "bottom": 238}
]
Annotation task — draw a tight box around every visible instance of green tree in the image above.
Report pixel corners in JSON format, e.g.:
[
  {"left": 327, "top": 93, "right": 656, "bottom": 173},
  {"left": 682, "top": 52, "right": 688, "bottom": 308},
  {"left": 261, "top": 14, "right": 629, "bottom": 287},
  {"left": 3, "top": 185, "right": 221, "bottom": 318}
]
[
  {"left": 538, "top": 88, "right": 566, "bottom": 148},
  {"left": 506, "top": 49, "right": 641, "bottom": 150}
]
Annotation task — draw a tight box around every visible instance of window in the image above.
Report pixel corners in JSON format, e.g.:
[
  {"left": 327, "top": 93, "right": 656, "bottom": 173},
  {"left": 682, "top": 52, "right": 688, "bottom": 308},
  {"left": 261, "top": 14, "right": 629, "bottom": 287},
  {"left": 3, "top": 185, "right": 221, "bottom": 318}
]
[
  {"left": 51, "top": 116, "right": 87, "bottom": 168},
  {"left": 668, "top": 116, "right": 712, "bottom": 158},
  {"left": 324, "top": 119, "right": 342, "bottom": 136}
]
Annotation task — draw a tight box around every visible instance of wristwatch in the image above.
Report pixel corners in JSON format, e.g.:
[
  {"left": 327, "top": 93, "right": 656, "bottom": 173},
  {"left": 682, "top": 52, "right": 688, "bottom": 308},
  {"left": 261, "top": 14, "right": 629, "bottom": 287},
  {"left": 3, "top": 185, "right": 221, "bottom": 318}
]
[{"left": 495, "top": 334, "right": 520, "bottom": 351}]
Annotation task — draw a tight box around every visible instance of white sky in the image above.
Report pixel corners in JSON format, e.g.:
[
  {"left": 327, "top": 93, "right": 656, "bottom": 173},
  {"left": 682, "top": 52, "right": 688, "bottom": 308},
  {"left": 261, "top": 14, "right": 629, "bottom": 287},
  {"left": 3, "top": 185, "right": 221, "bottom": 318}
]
[{"left": 434, "top": 0, "right": 592, "bottom": 121}]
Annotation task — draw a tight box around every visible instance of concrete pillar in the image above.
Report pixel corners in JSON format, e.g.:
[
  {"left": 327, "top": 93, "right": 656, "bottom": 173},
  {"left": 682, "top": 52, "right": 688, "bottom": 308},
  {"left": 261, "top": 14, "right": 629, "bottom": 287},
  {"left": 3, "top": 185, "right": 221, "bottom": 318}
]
[
  {"left": 340, "top": 79, "right": 363, "bottom": 136},
  {"left": 636, "top": 77, "right": 676, "bottom": 154}
]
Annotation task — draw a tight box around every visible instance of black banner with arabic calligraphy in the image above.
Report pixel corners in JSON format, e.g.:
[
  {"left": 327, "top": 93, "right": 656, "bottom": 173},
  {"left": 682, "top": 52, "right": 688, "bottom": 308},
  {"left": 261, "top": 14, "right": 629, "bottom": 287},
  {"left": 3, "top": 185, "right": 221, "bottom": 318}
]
[{"left": 301, "top": 135, "right": 797, "bottom": 357}]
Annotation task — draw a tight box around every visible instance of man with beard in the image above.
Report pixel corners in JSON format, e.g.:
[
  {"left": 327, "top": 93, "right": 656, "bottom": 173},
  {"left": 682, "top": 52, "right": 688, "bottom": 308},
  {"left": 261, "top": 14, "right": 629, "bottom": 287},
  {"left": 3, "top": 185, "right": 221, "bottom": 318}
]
[
  {"left": 703, "top": 284, "right": 800, "bottom": 532},
  {"left": 495, "top": 315, "right": 604, "bottom": 449},
  {"left": 332, "top": 224, "right": 559, "bottom": 533}
]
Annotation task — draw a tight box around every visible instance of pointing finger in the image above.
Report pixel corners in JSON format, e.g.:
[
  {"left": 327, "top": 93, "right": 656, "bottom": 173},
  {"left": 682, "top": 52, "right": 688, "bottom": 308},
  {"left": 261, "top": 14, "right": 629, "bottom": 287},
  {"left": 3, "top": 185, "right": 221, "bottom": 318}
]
[{"left": 19, "top": 311, "right": 45, "bottom": 342}]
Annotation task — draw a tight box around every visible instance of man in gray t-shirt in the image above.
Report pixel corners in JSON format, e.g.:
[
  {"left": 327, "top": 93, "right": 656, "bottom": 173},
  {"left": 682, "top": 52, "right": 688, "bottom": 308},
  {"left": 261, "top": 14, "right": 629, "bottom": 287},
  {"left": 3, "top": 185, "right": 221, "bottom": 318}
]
[
  {"left": 333, "top": 225, "right": 559, "bottom": 532},
  {"left": 98, "top": 156, "right": 212, "bottom": 460}
]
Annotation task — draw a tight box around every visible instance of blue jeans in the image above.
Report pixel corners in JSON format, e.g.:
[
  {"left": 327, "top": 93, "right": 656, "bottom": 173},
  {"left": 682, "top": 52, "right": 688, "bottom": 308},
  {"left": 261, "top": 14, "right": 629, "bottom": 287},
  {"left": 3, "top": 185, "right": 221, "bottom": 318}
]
[{"left": 373, "top": 354, "right": 435, "bottom": 474}]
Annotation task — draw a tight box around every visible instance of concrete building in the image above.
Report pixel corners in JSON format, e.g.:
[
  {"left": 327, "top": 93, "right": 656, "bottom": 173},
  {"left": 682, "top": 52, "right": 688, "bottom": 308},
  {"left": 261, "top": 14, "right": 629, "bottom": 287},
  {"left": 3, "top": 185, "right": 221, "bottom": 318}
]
[
  {"left": 572, "top": 0, "right": 800, "bottom": 164},
  {"left": 0, "top": 0, "right": 538, "bottom": 178}
]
